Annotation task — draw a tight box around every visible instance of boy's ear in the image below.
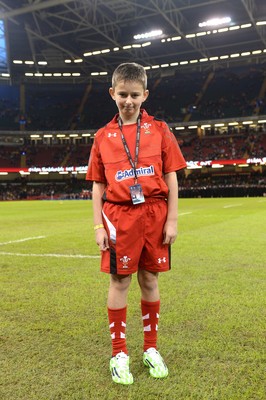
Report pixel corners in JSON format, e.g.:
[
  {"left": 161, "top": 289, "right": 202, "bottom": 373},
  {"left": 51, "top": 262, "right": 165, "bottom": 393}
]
[
  {"left": 143, "top": 89, "right": 149, "bottom": 102},
  {"left": 109, "top": 87, "right": 115, "bottom": 100}
]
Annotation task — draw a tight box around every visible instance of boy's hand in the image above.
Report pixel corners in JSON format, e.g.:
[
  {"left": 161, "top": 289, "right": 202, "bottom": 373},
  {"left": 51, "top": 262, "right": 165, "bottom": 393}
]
[
  {"left": 95, "top": 228, "right": 109, "bottom": 251},
  {"left": 163, "top": 221, "right": 177, "bottom": 245}
]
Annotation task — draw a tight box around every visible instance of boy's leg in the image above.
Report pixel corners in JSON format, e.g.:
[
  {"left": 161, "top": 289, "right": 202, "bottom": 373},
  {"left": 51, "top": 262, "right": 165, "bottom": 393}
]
[
  {"left": 137, "top": 270, "right": 160, "bottom": 350},
  {"left": 107, "top": 274, "right": 131, "bottom": 356},
  {"left": 138, "top": 270, "right": 168, "bottom": 378},
  {"left": 108, "top": 274, "right": 133, "bottom": 385}
]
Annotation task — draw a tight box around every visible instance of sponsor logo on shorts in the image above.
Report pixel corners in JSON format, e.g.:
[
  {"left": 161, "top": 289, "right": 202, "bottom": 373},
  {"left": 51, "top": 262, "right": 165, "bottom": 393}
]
[
  {"left": 158, "top": 257, "right": 167, "bottom": 264},
  {"left": 120, "top": 255, "right": 131, "bottom": 269},
  {"left": 115, "top": 165, "right": 155, "bottom": 181}
]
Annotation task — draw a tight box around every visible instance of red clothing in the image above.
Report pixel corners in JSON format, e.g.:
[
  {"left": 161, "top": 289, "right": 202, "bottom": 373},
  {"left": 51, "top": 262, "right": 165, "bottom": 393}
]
[
  {"left": 101, "top": 198, "right": 170, "bottom": 274},
  {"left": 86, "top": 109, "right": 186, "bottom": 203}
]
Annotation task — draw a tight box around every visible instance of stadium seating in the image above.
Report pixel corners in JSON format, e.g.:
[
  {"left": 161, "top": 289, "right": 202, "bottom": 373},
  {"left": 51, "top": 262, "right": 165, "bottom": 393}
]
[
  {"left": 0, "top": 66, "right": 265, "bottom": 131},
  {"left": 0, "top": 65, "right": 265, "bottom": 200}
]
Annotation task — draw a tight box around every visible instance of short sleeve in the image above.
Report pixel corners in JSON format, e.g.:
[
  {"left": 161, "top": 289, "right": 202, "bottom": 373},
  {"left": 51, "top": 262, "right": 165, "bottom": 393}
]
[
  {"left": 161, "top": 122, "right": 187, "bottom": 173},
  {"left": 86, "top": 135, "right": 106, "bottom": 183}
]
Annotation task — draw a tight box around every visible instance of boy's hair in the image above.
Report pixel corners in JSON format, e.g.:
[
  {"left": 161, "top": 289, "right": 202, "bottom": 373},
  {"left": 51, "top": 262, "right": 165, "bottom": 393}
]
[{"left": 112, "top": 62, "right": 147, "bottom": 90}]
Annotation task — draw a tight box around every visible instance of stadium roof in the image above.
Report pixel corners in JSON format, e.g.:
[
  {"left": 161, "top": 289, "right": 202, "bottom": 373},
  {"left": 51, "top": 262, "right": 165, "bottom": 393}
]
[{"left": 0, "top": 0, "right": 266, "bottom": 83}]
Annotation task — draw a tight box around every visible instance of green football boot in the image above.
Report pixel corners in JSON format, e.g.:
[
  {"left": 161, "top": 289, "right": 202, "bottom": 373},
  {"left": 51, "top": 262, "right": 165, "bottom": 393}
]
[{"left": 143, "top": 347, "right": 168, "bottom": 378}]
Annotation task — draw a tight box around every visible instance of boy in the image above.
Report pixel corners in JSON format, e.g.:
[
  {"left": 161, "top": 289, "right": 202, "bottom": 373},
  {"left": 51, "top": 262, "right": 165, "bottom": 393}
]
[{"left": 86, "top": 63, "right": 186, "bottom": 385}]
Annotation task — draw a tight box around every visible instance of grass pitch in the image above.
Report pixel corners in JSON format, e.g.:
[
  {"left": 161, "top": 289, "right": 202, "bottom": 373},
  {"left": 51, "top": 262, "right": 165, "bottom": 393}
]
[{"left": 0, "top": 198, "right": 265, "bottom": 400}]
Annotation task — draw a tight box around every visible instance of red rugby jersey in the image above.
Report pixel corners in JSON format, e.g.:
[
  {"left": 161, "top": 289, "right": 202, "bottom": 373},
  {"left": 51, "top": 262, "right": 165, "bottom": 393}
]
[{"left": 86, "top": 109, "right": 187, "bottom": 203}]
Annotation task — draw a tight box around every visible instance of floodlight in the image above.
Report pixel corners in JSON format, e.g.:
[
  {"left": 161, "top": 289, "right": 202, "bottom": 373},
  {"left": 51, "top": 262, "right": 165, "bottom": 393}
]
[
  {"left": 199, "top": 17, "right": 231, "bottom": 28},
  {"left": 133, "top": 29, "right": 162, "bottom": 40}
]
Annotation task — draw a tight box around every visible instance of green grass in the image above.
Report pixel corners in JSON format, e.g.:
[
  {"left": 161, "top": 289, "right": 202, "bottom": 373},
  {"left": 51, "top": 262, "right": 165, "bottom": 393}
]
[{"left": 0, "top": 198, "right": 265, "bottom": 400}]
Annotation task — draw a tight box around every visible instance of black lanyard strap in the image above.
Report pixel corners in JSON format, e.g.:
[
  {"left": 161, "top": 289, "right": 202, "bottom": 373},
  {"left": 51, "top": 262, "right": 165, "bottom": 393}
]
[{"left": 118, "top": 115, "right": 141, "bottom": 183}]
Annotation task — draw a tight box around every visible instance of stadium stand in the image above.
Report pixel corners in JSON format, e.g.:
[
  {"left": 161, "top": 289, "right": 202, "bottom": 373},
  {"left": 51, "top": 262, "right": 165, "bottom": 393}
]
[
  {"left": 0, "top": 0, "right": 265, "bottom": 200},
  {"left": 0, "top": 67, "right": 265, "bottom": 131}
]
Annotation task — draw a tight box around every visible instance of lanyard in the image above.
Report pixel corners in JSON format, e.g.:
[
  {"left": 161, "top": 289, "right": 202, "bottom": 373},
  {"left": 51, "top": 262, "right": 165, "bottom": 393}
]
[{"left": 118, "top": 115, "right": 141, "bottom": 183}]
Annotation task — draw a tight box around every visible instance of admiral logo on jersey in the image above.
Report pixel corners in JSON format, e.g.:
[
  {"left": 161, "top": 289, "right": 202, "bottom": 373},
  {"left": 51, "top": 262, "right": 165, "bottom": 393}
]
[{"left": 115, "top": 165, "right": 155, "bottom": 181}]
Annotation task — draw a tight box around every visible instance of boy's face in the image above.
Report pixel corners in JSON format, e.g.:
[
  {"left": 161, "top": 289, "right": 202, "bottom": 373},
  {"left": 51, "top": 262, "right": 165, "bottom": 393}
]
[{"left": 109, "top": 80, "right": 149, "bottom": 122}]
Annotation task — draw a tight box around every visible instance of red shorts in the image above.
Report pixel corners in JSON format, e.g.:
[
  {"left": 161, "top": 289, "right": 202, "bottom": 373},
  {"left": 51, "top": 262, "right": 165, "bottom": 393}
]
[{"left": 101, "top": 198, "right": 171, "bottom": 275}]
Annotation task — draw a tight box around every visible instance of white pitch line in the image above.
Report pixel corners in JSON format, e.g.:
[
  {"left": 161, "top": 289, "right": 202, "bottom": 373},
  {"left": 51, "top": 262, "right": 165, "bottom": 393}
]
[
  {"left": 0, "top": 252, "right": 100, "bottom": 259},
  {"left": 0, "top": 236, "right": 46, "bottom": 246},
  {"left": 179, "top": 212, "right": 192, "bottom": 216},
  {"left": 223, "top": 204, "right": 243, "bottom": 209}
]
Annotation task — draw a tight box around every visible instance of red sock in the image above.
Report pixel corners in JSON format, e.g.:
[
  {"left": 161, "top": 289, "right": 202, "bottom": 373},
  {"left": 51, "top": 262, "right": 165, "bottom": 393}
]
[
  {"left": 108, "top": 306, "right": 127, "bottom": 357},
  {"left": 141, "top": 299, "right": 160, "bottom": 351}
]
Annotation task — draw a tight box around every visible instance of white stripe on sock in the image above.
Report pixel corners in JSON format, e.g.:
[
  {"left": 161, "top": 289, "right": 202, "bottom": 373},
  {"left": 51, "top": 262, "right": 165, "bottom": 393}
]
[
  {"left": 142, "top": 313, "right": 150, "bottom": 320},
  {"left": 144, "top": 324, "right": 151, "bottom": 332}
]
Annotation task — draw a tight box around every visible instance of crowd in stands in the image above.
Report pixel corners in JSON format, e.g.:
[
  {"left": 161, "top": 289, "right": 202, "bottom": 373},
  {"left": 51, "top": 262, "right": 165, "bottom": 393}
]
[
  {"left": 0, "top": 131, "right": 265, "bottom": 170},
  {"left": 180, "top": 131, "right": 266, "bottom": 161},
  {"left": 0, "top": 65, "right": 265, "bottom": 131},
  {"left": 191, "top": 68, "right": 264, "bottom": 120},
  {"left": 0, "top": 143, "right": 92, "bottom": 168},
  {"left": 179, "top": 175, "right": 266, "bottom": 198},
  {"left": 1, "top": 64, "right": 266, "bottom": 200},
  {"left": 0, "top": 97, "right": 20, "bottom": 130},
  {"left": 0, "top": 178, "right": 92, "bottom": 201},
  {"left": 1, "top": 173, "right": 265, "bottom": 201}
]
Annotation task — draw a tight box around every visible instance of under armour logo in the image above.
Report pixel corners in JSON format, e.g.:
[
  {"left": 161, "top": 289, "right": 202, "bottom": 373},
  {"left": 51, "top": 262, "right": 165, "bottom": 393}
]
[
  {"left": 158, "top": 257, "right": 166, "bottom": 263},
  {"left": 108, "top": 132, "right": 117, "bottom": 137}
]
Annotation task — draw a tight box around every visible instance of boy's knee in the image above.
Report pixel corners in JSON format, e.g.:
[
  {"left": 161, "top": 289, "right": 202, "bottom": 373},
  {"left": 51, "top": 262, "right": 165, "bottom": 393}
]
[
  {"left": 138, "top": 271, "right": 158, "bottom": 292},
  {"left": 110, "top": 274, "right": 131, "bottom": 291}
]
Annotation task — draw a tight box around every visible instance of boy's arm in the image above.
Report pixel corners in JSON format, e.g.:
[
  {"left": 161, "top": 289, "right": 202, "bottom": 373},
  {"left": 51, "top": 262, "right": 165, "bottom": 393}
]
[
  {"left": 92, "top": 181, "right": 109, "bottom": 251},
  {"left": 163, "top": 171, "right": 178, "bottom": 245}
]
